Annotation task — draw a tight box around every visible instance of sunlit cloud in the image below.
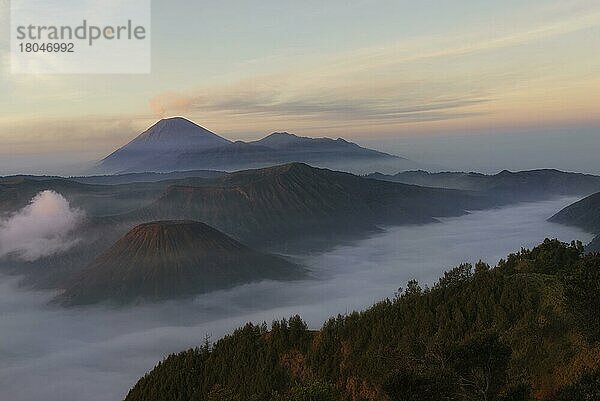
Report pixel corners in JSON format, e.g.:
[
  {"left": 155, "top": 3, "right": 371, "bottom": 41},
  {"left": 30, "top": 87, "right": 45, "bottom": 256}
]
[
  {"left": 149, "top": 92, "right": 194, "bottom": 118},
  {"left": 0, "top": 0, "right": 599, "bottom": 153},
  {"left": 0, "top": 115, "right": 140, "bottom": 155},
  {"left": 143, "top": 3, "right": 600, "bottom": 134}
]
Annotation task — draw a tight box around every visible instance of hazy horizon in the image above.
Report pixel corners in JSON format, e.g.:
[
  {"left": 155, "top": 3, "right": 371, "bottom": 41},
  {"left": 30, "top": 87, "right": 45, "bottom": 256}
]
[
  {"left": 2, "top": 0, "right": 600, "bottom": 170},
  {"left": 1, "top": 122, "right": 598, "bottom": 176}
]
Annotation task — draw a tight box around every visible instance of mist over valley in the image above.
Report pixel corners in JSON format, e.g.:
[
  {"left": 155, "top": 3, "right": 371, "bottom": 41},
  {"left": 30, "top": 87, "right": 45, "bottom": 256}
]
[{"left": 0, "top": 197, "right": 593, "bottom": 401}]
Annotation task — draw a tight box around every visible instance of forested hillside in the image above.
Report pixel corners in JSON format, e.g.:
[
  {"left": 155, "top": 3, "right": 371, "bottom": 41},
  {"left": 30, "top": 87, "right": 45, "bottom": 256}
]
[{"left": 125, "top": 239, "right": 600, "bottom": 401}]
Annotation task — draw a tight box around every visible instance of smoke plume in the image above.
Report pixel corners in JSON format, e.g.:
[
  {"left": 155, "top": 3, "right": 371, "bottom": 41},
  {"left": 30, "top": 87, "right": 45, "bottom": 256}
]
[{"left": 0, "top": 190, "right": 84, "bottom": 261}]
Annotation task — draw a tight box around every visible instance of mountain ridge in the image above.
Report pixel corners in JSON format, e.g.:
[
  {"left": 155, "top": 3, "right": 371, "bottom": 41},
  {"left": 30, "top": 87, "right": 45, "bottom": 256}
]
[
  {"left": 549, "top": 191, "right": 600, "bottom": 234},
  {"left": 95, "top": 118, "right": 409, "bottom": 174},
  {"left": 120, "top": 162, "right": 489, "bottom": 249},
  {"left": 549, "top": 191, "right": 600, "bottom": 252},
  {"left": 368, "top": 168, "right": 600, "bottom": 203}
]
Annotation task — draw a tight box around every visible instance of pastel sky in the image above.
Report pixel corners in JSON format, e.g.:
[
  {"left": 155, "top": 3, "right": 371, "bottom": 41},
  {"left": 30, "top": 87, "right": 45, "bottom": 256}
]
[{"left": 0, "top": 0, "right": 599, "bottom": 172}]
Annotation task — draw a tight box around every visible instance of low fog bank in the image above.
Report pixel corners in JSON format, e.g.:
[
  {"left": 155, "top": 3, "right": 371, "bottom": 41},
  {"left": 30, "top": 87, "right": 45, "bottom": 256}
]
[{"left": 0, "top": 197, "right": 594, "bottom": 401}]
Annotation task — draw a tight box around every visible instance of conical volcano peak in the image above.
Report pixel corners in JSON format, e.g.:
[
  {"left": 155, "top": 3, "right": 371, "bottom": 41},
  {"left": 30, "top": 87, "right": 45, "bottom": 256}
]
[
  {"left": 130, "top": 219, "right": 220, "bottom": 234},
  {"left": 122, "top": 220, "right": 244, "bottom": 254},
  {"left": 54, "top": 220, "right": 304, "bottom": 306},
  {"left": 149, "top": 117, "right": 214, "bottom": 133},
  {"left": 133, "top": 118, "right": 231, "bottom": 148},
  {"left": 147, "top": 117, "right": 203, "bottom": 134},
  {"left": 98, "top": 118, "right": 232, "bottom": 171}
]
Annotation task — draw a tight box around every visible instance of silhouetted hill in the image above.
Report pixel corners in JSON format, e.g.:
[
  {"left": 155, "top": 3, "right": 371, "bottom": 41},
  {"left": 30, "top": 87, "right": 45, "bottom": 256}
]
[
  {"left": 0, "top": 176, "right": 172, "bottom": 216},
  {"left": 54, "top": 221, "right": 304, "bottom": 306},
  {"left": 125, "top": 163, "right": 489, "bottom": 248},
  {"left": 168, "top": 141, "right": 283, "bottom": 172},
  {"left": 251, "top": 132, "right": 392, "bottom": 156},
  {"left": 0, "top": 176, "right": 86, "bottom": 209},
  {"left": 549, "top": 192, "right": 600, "bottom": 234},
  {"left": 170, "top": 135, "right": 408, "bottom": 174},
  {"left": 368, "top": 170, "right": 489, "bottom": 190},
  {"left": 368, "top": 169, "right": 600, "bottom": 203},
  {"left": 124, "top": 240, "right": 600, "bottom": 401},
  {"left": 588, "top": 236, "right": 600, "bottom": 253},
  {"left": 70, "top": 169, "right": 226, "bottom": 185},
  {"left": 95, "top": 118, "right": 411, "bottom": 174},
  {"left": 549, "top": 192, "right": 600, "bottom": 253}
]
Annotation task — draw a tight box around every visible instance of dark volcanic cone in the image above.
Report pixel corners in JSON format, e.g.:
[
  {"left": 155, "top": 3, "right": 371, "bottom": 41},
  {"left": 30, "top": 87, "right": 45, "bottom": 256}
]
[{"left": 55, "top": 220, "right": 304, "bottom": 306}]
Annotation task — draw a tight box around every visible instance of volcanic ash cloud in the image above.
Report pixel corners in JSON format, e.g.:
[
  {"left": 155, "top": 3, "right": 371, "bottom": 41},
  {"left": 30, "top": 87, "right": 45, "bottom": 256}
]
[{"left": 0, "top": 190, "right": 84, "bottom": 261}]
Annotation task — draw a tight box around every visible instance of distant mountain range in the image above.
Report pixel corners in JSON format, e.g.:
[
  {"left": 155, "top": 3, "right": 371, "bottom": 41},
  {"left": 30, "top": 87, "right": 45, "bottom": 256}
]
[
  {"left": 0, "top": 175, "right": 171, "bottom": 217},
  {"left": 1, "top": 163, "right": 488, "bottom": 293},
  {"left": 70, "top": 169, "right": 226, "bottom": 185},
  {"left": 4, "top": 163, "right": 600, "bottom": 303},
  {"left": 549, "top": 191, "right": 600, "bottom": 252},
  {"left": 368, "top": 169, "right": 600, "bottom": 203},
  {"left": 54, "top": 221, "right": 303, "bottom": 306},
  {"left": 96, "top": 117, "right": 412, "bottom": 174},
  {"left": 371, "top": 169, "right": 600, "bottom": 252}
]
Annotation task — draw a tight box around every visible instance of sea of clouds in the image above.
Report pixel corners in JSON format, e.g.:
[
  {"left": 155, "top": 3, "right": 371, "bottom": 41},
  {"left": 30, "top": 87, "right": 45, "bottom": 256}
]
[{"left": 0, "top": 196, "right": 594, "bottom": 401}]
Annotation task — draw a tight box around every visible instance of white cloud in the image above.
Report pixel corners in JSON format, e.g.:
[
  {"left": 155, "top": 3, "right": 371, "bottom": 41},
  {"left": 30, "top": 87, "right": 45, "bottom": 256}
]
[{"left": 0, "top": 190, "right": 84, "bottom": 261}]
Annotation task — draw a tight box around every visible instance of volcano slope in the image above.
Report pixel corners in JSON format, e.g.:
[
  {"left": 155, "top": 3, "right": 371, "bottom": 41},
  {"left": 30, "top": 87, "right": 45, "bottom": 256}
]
[
  {"left": 54, "top": 220, "right": 304, "bottom": 306},
  {"left": 123, "top": 163, "right": 492, "bottom": 249}
]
